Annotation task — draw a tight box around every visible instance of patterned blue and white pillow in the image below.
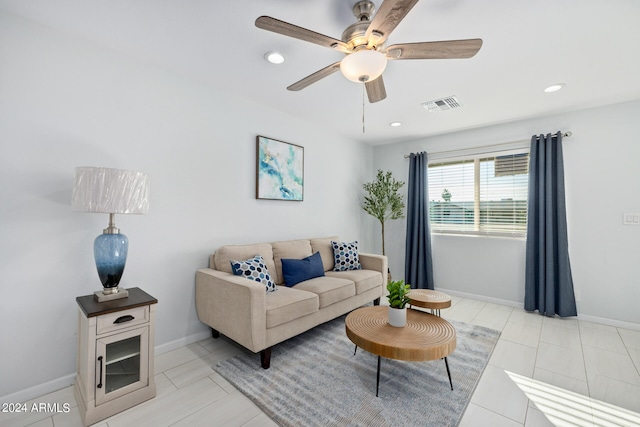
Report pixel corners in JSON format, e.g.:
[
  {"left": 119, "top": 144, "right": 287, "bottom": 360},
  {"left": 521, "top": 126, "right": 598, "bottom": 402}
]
[
  {"left": 331, "top": 241, "right": 362, "bottom": 271},
  {"left": 230, "top": 255, "right": 277, "bottom": 293}
]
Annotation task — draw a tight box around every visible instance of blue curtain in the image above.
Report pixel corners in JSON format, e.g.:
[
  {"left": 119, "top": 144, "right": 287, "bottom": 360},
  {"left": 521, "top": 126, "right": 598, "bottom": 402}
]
[
  {"left": 525, "top": 132, "right": 577, "bottom": 317},
  {"left": 405, "top": 152, "right": 435, "bottom": 289}
]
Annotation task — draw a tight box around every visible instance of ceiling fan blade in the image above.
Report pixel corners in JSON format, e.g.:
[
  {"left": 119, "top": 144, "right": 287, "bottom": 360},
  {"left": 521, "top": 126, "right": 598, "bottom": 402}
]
[
  {"left": 287, "top": 62, "right": 342, "bottom": 91},
  {"left": 386, "top": 39, "right": 483, "bottom": 60},
  {"left": 256, "top": 16, "right": 350, "bottom": 53},
  {"left": 364, "top": 0, "right": 420, "bottom": 46},
  {"left": 365, "top": 76, "right": 387, "bottom": 103}
]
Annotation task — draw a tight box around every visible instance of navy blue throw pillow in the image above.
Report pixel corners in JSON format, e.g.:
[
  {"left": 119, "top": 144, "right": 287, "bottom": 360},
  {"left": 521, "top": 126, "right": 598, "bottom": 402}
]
[{"left": 281, "top": 251, "right": 325, "bottom": 287}]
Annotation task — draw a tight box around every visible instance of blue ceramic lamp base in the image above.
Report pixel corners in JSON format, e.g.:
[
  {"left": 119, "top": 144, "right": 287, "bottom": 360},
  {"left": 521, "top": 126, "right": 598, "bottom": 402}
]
[{"left": 93, "top": 226, "right": 130, "bottom": 302}]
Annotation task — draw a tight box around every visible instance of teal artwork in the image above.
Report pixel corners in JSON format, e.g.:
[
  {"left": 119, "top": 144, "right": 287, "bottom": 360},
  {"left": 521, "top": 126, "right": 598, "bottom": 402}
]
[{"left": 256, "top": 136, "right": 304, "bottom": 201}]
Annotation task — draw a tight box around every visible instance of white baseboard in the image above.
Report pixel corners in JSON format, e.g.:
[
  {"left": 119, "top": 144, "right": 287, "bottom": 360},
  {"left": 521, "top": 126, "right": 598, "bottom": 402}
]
[
  {"left": 576, "top": 313, "right": 640, "bottom": 331},
  {"left": 437, "top": 288, "right": 640, "bottom": 331},
  {"left": 0, "top": 374, "right": 76, "bottom": 406},
  {"left": 155, "top": 330, "right": 211, "bottom": 355},
  {"left": 0, "top": 329, "right": 212, "bottom": 404},
  {"left": 437, "top": 288, "right": 525, "bottom": 310}
]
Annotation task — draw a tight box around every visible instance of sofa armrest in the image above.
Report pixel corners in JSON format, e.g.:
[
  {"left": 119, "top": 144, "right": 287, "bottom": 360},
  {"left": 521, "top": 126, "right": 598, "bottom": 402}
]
[
  {"left": 195, "top": 268, "right": 267, "bottom": 352},
  {"left": 359, "top": 252, "right": 388, "bottom": 285}
]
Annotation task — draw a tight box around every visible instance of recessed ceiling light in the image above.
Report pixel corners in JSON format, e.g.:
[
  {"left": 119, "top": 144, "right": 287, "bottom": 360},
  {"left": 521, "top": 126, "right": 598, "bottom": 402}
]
[
  {"left": 544, "top": 83, "right": 565, "bottom": 93},
  {"left": 389, "top": 121, "right": 402, "bottom": 127},
  {"left": 264, "top": 51, "right": 285, "bottom": 64}
]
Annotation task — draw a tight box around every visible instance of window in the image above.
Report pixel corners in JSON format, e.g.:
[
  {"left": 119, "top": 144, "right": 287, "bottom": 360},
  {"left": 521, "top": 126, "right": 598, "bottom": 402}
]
[{"left": 428, "top": 151, "right": 529, "bottom": 237}]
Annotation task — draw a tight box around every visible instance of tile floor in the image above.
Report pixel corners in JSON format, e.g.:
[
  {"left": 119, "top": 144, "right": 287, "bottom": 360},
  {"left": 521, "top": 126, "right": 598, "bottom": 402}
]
[{"left": 2, "top": 296, "right": 640, "bottom": 427}]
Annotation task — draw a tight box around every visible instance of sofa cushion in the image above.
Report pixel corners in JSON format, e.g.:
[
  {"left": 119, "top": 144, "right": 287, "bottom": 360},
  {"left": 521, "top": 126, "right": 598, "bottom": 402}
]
[
  {"left": 272, "top": 239, "right": 313, "bottom": 285},
  {"left": 230, "top": 255, "right": 277, "bottom": 293},
  {"left": 281, "top": 252, "right": 325, "bottom": 287},
  {"left": 293, "top": 276, "right": 355, "bottom": 309},
  {"left": 331, "top": 241, "right": 362, "bottom": 271},
  {"left": 310, "top": 236, "right": 339, "bottom": 271},
  {"left": 266, "top": 287, "right": 319, "bottom": 329},
  {"left": 214, "top": 243, "right": 278, "bottom": 282},
  {"left": 326, "top": 269, "right": 382, "bottom": 295}
]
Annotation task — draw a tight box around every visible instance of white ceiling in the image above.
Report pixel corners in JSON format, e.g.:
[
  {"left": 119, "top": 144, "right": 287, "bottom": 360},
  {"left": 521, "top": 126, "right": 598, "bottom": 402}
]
[{"left": 2, "top": 0, "right": 639, "bottom": 145}]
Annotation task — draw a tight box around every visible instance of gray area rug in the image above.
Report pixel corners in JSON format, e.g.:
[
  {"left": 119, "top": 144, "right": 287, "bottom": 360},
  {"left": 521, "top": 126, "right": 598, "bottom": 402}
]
[{"left": 214, "top": 313, "right": 500, "bottom": 427}]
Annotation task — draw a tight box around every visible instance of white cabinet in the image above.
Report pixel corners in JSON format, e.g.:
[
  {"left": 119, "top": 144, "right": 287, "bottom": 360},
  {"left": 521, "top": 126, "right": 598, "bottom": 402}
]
[{"left": 74, "top": 288, "right": 157, "bottom": 426}]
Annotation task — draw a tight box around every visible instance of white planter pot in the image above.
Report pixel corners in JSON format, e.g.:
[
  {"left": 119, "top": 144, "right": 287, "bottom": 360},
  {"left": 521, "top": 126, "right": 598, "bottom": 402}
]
[{"left": 388, "top": 306, "right": 407, "bottom": 327}]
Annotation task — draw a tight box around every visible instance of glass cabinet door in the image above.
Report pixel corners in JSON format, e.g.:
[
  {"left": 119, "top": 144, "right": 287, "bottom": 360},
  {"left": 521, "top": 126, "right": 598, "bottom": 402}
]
[{"left": 96, "top": 326, "right": 149, "bottom": 405}]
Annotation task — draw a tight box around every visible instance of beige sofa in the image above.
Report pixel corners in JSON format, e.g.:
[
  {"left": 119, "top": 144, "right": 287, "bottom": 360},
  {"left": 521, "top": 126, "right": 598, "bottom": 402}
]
[{"left": 195, "top": 236, "right": 387, "bottom": 368}]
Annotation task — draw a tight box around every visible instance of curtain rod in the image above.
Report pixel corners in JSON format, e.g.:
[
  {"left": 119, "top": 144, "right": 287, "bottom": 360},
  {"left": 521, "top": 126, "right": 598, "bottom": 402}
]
[{"left": 403, "top": 131, "right": 572, "bottom": 159}]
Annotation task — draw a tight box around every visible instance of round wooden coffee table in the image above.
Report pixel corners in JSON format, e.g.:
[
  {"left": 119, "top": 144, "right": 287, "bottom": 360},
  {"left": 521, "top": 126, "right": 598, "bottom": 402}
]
[
  {"left": 345, "top": 306, "right": 456, "bottom": 396},
  {"left": 407, "top": 289, "right": 452, "bottom": 316}
]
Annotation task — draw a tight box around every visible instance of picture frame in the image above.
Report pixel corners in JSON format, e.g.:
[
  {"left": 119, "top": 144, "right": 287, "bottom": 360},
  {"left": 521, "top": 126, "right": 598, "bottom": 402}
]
[{"left": 256, "top": 135, "right": 304, "bottom": 201}]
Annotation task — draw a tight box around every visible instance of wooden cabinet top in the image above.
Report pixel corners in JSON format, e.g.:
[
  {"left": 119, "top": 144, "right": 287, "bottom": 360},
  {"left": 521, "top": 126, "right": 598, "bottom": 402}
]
[{"left": 76, "top": 287, "right": 158, "bottom": 318}]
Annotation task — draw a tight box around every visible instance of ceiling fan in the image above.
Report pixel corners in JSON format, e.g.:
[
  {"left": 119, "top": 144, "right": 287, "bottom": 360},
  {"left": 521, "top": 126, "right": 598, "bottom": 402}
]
[{"left": 255, "top": 0, "right": 482, "bottom": 103}]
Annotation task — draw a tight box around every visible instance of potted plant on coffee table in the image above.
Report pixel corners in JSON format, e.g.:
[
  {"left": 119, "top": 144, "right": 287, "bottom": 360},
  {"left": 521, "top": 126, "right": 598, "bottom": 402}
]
[{"left": 387, "top": 280, "right": 411, "bottom": 327}]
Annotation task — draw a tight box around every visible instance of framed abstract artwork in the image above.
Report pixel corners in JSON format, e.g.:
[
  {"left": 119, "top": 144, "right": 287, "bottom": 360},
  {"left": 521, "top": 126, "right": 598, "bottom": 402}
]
[{"left": 256, "top": 135, "right": 304, "bottom": 201}]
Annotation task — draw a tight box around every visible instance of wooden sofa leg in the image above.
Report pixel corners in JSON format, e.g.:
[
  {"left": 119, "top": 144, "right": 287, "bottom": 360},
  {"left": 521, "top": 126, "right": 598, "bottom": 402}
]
[
  {"left": 211, "top": 328, "right": 220, "bottom": 338},
  {"left": 260, "top": 348, "right": 272, "bottom": 369},
  {"left": 373, "top": 298, "right": 380, "bottom": 306}
]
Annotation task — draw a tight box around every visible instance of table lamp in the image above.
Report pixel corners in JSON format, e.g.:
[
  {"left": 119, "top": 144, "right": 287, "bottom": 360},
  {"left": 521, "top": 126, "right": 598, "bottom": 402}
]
[{"left": 72, "top": 167, "right": 150, "bottom": 302}]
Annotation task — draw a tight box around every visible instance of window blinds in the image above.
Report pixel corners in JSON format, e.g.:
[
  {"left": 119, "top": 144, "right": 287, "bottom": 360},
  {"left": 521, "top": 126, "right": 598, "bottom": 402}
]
[{"left": 428, "top": 152, "right": 529, "bottom": 237}]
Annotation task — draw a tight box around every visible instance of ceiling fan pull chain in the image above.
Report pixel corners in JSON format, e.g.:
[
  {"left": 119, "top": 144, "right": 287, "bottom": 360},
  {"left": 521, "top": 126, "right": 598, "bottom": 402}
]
[{"left": 362, "top": 84, "right": 365, "bottom": 133}]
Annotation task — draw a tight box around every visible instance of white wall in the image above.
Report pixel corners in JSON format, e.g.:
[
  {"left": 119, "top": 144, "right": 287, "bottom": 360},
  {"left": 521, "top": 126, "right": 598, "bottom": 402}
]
[
  {"left": 374, "top": 100, "right": 640, "bottom": 326},
  {"left": 0, "top": 12, "right": 375, "bottom": 399}
]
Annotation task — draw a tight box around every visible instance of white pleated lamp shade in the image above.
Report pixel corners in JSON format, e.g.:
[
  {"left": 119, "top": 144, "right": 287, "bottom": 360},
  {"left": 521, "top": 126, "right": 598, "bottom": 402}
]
[{"left": 72, "top": 167, "right": 150, "bottom": 214}]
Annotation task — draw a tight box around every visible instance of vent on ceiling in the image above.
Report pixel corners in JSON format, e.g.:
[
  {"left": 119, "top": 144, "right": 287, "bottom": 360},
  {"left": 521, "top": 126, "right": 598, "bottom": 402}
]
[{"left": 422, "top": 96, "right": 462, "bottom": 112}]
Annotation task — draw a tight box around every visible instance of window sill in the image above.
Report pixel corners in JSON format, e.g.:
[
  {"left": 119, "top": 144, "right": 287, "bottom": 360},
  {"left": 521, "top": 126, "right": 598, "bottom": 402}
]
[{"left": 431, "top": 231, "right": 526, "bottom": 241}]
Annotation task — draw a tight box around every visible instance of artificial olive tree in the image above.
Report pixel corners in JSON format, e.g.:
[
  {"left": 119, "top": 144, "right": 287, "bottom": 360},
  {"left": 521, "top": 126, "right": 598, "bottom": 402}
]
[{"left": 362, "top": 169, "right": 405, "bottom": 256}]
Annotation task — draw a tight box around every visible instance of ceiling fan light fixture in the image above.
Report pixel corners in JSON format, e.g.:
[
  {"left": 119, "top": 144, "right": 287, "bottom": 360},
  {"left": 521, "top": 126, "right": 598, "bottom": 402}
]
[
  {"left": 264, "top": 51, "right": 285, "bottom": 64},
  {"left": 340, "top": 49, "right": 387, "bottom": 83}
]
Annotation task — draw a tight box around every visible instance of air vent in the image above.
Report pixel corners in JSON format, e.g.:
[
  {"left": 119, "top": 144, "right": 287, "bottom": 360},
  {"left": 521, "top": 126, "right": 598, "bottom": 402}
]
[{"left": 422, "top": 96, "right": 462, "bottom": 112}]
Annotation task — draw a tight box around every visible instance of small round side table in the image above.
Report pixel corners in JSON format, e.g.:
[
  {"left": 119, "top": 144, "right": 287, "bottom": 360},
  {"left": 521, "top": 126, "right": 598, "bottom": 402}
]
[{"left": 407, "top": 289, "right": 452, "bottom": 316}]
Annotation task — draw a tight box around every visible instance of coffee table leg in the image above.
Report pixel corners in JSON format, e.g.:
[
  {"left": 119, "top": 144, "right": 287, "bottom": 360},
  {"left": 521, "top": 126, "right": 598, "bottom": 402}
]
[
  {"left": 376, "top": 356, "right": 381, "bottom": 397},
  {"left": 353, "top": 344, "right": 358, "bottom": 355},
  {"left": 444, "top": 357, "right": 453, "bottom": 390}
]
